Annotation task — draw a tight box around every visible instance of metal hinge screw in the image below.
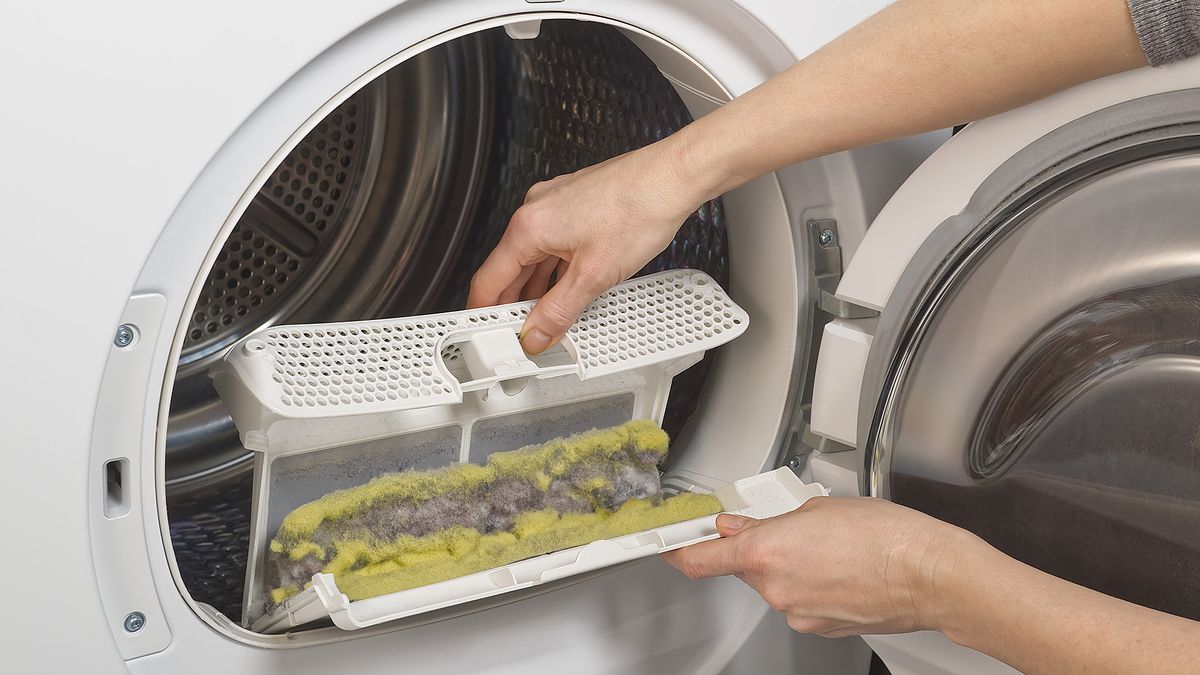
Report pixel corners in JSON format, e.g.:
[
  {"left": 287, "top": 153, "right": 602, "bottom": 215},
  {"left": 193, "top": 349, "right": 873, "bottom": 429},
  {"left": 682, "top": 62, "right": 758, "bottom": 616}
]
[
  {"left": 123, "top": 611, "right": 146, "bottom": 633},
  {"left": 786, "top": 455, "right": 804, "bottom": 471},
  {"left": 818, "top": 229, "right": 835, "bottom": 248},
  {"left": 114, "top": 324, "right": 137, "bottom": 348}
]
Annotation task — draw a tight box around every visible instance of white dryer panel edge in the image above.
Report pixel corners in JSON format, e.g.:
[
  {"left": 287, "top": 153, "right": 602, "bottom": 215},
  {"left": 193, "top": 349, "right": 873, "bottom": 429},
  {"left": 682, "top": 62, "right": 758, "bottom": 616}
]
[
  {"left": 810, "top": 61, "right": 1200, "bottom": 476},
  {"left": 837, "top": 60, "right": 1200, "bottom": 312}
]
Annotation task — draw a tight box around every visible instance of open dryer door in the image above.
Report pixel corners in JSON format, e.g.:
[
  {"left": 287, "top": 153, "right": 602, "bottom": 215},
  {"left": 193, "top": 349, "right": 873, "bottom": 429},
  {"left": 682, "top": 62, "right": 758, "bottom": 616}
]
[{"left": 809, "top": 62, "right": 1200, "bottom": 674}]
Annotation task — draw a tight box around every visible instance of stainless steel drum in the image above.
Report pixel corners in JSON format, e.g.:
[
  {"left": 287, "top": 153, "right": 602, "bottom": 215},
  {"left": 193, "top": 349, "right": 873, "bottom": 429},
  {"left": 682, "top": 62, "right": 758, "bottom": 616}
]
[
  {"left": 166, "top": 21, "right": 729, "bottom": 621},
  {"left": 167, "top": 35, "right": 493, "bottom": 491}
]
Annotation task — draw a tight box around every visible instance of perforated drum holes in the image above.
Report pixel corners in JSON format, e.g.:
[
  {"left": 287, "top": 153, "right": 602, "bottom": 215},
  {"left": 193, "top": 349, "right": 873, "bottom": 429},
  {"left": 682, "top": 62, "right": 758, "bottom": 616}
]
[{"left": 183, "top": 89, "right": 374, "bottom": 360}]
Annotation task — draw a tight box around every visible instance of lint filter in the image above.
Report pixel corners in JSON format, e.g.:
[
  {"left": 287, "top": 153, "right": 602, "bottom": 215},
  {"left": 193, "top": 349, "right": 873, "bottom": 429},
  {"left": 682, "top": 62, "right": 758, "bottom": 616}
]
[{"left": 211, "top": 269, "right": 828, "bottom": 633}]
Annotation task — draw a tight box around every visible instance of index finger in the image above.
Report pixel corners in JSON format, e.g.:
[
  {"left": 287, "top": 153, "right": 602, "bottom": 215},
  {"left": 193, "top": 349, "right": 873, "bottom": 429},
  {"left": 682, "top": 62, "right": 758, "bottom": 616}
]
[
  {"left": 468, "top": 235, "right": 541, "bottom": 309},
  {"left": 661, "top": 536, "right": 747, "bottom": 580}
]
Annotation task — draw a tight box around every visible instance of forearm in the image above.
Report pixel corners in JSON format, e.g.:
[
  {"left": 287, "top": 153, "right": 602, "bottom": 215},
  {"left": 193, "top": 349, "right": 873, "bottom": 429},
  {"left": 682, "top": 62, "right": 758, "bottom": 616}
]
[
  {"left": 669, "top": 0, "right": 1146, "bottom": 203},
  {"left": 934, "top": 532, "right": 1200, "bottom": 674}
]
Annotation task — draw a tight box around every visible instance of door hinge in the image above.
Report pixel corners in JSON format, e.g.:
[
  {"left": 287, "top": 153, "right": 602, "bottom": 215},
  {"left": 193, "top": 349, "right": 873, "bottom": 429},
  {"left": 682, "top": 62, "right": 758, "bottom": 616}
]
[{"left": 808, "top": 219, "right": 878, "bottom": 319}]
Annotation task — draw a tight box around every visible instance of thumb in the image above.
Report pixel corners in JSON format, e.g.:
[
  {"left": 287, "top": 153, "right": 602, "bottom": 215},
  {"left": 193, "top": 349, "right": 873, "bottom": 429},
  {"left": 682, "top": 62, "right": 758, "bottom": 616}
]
[
  {"left": 519, "top": 263, "right": 611, "bottom": 354},
  {"left": 716, "top": 513, "right": 764, "bottom": 537}
]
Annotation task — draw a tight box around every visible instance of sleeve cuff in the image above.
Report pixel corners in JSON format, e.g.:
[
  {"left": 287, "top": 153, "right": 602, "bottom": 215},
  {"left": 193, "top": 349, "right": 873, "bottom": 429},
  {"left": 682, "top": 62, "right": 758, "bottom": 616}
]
[{"left": 1128, "top": 0, "right": 1200, "bottom": 66}]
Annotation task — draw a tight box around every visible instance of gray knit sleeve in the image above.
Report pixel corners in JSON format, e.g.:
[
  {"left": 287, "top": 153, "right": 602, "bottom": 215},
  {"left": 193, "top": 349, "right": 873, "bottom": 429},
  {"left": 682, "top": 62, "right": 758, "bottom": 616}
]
[{"left": 1128, "top": 0, "right": 1200, "bottom": 65}]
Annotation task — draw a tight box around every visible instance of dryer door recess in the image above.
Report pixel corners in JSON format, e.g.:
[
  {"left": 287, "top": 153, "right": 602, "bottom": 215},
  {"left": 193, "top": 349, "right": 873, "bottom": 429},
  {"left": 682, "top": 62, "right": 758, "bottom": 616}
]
[{"left": 809, "top": 83, "right": 1200, "bottom": 641}]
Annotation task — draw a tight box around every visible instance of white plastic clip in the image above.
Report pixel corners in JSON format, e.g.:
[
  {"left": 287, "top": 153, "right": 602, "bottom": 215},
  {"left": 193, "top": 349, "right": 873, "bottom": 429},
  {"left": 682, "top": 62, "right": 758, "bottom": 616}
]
[
  {"left": 504, "top": 20, "right": 543, "bottom": 40},
  {"left": 457, "top": 327, "right": 540, "bottom": 395}
]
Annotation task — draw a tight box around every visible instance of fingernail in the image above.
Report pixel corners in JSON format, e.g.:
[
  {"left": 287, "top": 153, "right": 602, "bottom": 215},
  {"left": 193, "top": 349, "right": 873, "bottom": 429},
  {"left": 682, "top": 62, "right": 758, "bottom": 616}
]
[
  {"left": 520, "top": 328, "right": 552, "bottom": 355},
  {"left": 717, "top": 514, "right": 747, "bottom": 531}
]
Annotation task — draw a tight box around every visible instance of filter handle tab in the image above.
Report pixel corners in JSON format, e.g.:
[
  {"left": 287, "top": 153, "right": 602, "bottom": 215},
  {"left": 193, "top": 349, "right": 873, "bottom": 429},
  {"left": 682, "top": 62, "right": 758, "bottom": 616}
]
[{"left": 442, "top": 324, "right": 581, "bottom": 394}]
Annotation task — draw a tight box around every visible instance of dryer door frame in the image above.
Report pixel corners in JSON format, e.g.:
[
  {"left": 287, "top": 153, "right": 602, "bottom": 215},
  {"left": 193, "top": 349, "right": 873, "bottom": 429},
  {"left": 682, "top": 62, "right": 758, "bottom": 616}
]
[
  {"left": 860, "top": 86, "right": 1200, "bottom": 498},
  {"left": 815, "top": 62, "right": 1200, "bottom": 675},
  {"left": 803, "top": 60, "right": 1200, "bottom": 495}
]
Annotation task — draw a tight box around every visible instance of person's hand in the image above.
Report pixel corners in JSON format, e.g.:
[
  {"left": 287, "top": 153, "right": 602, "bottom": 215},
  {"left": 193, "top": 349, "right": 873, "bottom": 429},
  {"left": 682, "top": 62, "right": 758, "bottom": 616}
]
[
  {"left": 660, "top": 496, "right": 981, "bottom": 638},
  {"left": 466, "top": 137, "right": 709, "bottom": 354}
]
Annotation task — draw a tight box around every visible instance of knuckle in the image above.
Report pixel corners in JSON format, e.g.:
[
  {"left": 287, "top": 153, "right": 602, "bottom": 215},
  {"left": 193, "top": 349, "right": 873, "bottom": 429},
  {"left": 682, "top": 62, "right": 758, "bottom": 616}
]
[
  {"left": 737, "top": 543, "right": 766, "bottom": 577},
  {"left": 738, "top": 535, "right": 779, "bottom": 577},
  {"left": 760, "top": 585, "right": 788, "bottom": 612},
  {"left": 516, "top": 200, "right": 547, "bottom": 226},
  {"left": 785, "top": 616, "right": 819, "bottom": 634},
  {"left": 508, "top": 207, "right": 531, "bottom": 233},
  {"left": 574, "top": 262, "right": 616, "bottom": 294},
  {"left": 536, "top": 297, "right": 577, "bottom": 332},
  {"left": 674, "top": 555, "right": 704, "bottom": 580},
  {"left": 524, "top": 180, "right": 551, "bottom": 202},
  {"left": 468, "top": 271, "right": 486, "bottom": 291},
  {"left": 798, "top": 495, "right": 829, "bottom": 511}
]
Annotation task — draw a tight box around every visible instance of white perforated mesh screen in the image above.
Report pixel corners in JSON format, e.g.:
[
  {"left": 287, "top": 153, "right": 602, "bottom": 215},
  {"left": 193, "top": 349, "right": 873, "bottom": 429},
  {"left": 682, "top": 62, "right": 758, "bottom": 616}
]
[
  {"left": 571, "top": 272, "right": 743, "bottom": 370},
  {"left": 222, "top": 270, "right": 747, "bottom": 417},
  {"left": 252, "top": 305, "right": 531, "bottom": 410}
]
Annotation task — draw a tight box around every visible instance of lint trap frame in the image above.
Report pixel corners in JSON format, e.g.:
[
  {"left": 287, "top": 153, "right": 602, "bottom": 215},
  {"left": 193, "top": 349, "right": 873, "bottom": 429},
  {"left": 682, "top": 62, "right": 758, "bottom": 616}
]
[
  {"left": 210, "top": 269, "right": 825, "bottom": 631},
  {"left": 253, "top": 468, "right": 825, "bottom": 633}
]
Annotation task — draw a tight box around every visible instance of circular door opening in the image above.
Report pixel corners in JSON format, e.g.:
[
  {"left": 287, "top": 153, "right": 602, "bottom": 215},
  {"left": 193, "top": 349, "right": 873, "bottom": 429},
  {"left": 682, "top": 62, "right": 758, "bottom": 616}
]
[{"left": 164, "top": 19, "right": 733, "bottom": 627}]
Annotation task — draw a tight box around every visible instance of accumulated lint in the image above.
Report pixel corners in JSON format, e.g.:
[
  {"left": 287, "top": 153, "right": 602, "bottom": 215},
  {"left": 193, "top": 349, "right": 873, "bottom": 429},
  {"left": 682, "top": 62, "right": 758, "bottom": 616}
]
[{"left": 265, "top": 420, "right": 721, "bottom": 605}]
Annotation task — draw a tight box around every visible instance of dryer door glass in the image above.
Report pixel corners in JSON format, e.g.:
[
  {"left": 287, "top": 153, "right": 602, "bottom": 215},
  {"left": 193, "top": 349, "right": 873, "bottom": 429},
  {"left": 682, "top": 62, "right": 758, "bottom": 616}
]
[{"left": 866, "top": 105, "right": 1200, "bottom": 621}]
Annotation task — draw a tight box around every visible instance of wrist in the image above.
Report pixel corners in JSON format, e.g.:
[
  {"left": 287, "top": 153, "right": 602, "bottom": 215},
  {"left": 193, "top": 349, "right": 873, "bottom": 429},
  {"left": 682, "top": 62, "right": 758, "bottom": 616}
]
[
  {"left": 665, "top": 121, "right": 738, "bottom": 206},
  {"left": 920, "top": 526, "right": 999, "bottom": 643}
]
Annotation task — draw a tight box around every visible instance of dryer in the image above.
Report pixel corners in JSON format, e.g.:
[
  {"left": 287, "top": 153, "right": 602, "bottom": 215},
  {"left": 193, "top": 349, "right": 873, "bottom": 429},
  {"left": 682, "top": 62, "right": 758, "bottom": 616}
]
[{"left": 4, "top": 1, "right": 1196, "bottom": 674}]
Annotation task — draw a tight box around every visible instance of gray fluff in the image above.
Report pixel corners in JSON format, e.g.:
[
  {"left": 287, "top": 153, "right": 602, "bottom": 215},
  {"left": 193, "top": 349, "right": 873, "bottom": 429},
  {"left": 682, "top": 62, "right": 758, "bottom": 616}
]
[{"left": 266, "top": 437, "right": 667, "bottom": 599}]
